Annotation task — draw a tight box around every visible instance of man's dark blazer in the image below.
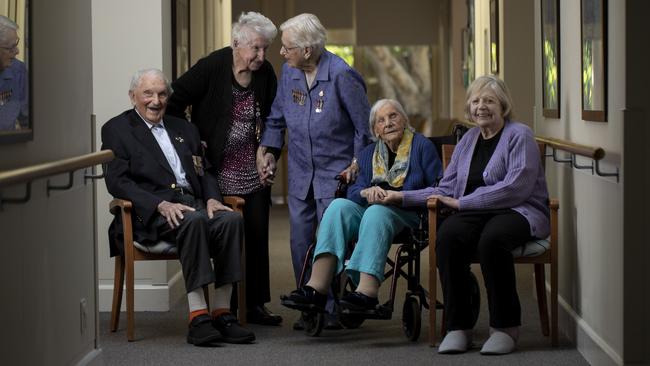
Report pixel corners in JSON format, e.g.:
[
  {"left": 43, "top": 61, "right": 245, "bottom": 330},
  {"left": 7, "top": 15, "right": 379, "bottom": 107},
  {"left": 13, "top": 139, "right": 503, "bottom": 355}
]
[{"left": 101, "top": 109, "right": 221, "bottom": 257}]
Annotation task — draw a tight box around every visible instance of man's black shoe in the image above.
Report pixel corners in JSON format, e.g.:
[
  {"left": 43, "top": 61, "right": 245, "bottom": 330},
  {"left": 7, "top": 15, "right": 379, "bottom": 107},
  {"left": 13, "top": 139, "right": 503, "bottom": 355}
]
[
  {"left": 281, "top": 286, "right": 327, "bottom": 313},
  {"left": 212, "top": 312, "right": 256, "bottom": 344},
  {"left": 187, "top": 314, "right": 221, "bottom": 346},
  {"left": 340, "top": 291, "right": 379, "bottom": 312},
  {"left": 247, "top": 305, "right": 283, "bottom": 326}
]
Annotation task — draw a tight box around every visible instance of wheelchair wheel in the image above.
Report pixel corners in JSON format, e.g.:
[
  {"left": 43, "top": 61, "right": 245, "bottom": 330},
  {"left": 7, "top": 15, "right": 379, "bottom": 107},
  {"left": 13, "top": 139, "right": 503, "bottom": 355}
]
[
  {"left": 469, "top": 271, "right": 481, "bottom": 327},
  {"left": 301, "top": 311, "right": 325, "bottom": 337},
  {"left": 402, "top": 295, "right": 422, "bottom": 341}
]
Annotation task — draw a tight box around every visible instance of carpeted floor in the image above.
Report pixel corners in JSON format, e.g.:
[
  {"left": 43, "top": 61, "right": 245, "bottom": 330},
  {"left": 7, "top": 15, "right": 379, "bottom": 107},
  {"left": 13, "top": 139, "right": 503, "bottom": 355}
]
[{"left": 98, "top": 204, "right": 588, "bottom": 366}]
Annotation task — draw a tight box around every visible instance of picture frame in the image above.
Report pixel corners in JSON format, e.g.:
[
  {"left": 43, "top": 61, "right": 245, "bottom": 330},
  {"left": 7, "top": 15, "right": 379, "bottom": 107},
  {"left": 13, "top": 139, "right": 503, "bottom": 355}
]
[
  {"left": 489, "top": 0, "right": 499, "bottom": 74},
  {"left": 580, "top": 0, "right": 607, "bottom": 122},
  {"left": 171, "top": 0, "right": 190, "bottom": 81},
  {"left": 0, "top": 0, "right": 32, "bottom": 144},
  {"left": 541, "top": 0, "right": 560, "bottom": 118}
]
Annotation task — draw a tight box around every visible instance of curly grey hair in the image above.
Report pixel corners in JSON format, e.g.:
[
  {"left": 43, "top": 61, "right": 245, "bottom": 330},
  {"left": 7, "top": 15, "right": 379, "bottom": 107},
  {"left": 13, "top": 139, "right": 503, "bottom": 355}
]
[{"left": 280, "top": 13, "right": 326, "bottom": 52}]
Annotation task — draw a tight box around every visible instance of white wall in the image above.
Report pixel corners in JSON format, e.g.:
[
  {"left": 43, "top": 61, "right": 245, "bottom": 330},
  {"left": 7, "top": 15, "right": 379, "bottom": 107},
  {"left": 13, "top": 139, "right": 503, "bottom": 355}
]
[
  {"left": 534, "top": 1, "right": 625, "bottom": 365},
  {"left": 91, "top": 0, "right": 179, "bottom": 312},
  {"left": 0, "top": 0, "right": 101, "bottom": 364}
]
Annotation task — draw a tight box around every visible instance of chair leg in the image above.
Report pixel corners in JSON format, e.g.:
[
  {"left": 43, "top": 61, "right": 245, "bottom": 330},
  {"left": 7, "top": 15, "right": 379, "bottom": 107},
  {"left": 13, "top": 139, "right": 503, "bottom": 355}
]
[
  {"left": 534, "top": 263, "right": 550, "bottom": 337},
  {"left": 551, "top": 258, "right": 559, "bottom": 346},
  {"left": 110, "top": 256, "right": 125, "bottom": 332},
  {"left": 126, "top": 251, "right": 135, "bottom": 341},
  {"left": 428, "top": 249, "right": 438, "bottom": 346}
]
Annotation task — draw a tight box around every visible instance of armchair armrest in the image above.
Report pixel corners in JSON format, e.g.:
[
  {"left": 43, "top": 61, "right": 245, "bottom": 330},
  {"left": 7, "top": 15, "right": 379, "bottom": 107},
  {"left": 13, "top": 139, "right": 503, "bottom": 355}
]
[
  {"left": 109, "top": 198, "right": 132, "bottom": 216},
  {"left": 223, "top": 196, "right": 245, "bottom": 214}
]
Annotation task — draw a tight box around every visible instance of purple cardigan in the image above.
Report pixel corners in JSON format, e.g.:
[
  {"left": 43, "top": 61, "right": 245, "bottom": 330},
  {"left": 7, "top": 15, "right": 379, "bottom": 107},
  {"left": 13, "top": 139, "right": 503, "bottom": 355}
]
[{"left": 402, "top": 120, "right": 550, "bottom": 239}]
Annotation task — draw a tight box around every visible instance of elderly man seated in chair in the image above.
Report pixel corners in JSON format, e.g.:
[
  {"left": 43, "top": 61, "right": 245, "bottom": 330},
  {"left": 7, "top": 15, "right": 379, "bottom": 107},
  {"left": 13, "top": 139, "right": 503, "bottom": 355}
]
[{"left": 102, "top": 68, "right": 254, "bottom": 346}]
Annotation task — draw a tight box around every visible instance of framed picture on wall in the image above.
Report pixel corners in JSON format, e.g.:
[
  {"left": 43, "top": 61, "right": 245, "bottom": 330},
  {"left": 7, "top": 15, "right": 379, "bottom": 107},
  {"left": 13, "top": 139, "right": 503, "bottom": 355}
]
[
  {"left": 0, "top": 0, "right": 31, "bottom": 144},
  {"left": 581, "top": 0, "right": 607, "bottom": 122},
  {"left": 171, "top": 0, "right": 190, "bottom": 81},
  {"left": 541, "top": 0, "right": 560, "bottom": 118},
  {"left": 489, "top": 0, "right": 499, "bottom": 74}
]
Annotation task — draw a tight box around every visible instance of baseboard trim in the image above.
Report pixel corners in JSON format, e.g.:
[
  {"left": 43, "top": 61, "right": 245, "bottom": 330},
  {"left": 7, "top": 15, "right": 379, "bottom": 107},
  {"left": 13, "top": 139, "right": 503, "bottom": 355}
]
[
  {"left": 553, "top": 283, "right": 623, "bottom": 366},
  {"left": 98, "top": 283, "right": 171, "bottom": 312},
  {"left": 75, "top": 348, "right": 103, "bottom": 366}
]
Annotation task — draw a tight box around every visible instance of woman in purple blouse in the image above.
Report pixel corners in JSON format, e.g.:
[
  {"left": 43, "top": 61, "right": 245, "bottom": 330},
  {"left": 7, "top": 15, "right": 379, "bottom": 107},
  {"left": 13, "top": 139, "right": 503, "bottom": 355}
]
[{"left": 385, "top": 75, "right": 549, "bottom": 355}]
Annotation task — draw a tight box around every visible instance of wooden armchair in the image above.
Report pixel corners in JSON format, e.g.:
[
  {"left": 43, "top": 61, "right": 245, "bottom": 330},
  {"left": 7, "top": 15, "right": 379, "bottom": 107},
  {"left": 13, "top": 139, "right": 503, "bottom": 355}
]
[
  {"left": 427, "top": 143, "right": 559, "bottom": 346},
  {"left": 109, "top": 196, "right": 246, "bottom": 341}
]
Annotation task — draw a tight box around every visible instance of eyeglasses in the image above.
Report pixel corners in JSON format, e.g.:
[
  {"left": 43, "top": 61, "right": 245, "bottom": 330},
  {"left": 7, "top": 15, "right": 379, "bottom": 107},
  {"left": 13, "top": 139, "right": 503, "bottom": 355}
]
[
  {"left": 0, "top": 38, "right": 19, "bottom": 52},
  {"left": 281, "top": 44, "right": 300, "bottom": 53}
]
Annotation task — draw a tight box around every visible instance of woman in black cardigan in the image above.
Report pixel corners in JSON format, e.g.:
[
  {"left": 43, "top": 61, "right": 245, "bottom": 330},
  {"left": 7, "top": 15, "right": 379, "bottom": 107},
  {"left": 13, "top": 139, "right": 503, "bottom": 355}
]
[{"left": 166, "top": 12, "right": 281, "bottom": 326}]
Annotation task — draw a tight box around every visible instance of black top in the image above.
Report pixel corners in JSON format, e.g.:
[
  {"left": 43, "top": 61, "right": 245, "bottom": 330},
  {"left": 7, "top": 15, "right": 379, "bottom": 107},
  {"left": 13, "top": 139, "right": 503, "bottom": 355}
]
[
  {"left": 166, "top": 47, "right": 277, "bottom": 171},
  {"left": 464, "top": 127, "right": 503, "bottom": 196}
]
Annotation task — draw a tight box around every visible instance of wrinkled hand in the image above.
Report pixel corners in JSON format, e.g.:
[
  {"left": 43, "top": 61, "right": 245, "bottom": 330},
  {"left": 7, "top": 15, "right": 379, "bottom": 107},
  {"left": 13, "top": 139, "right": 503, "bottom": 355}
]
[
  {"left": 361, "top": 186, "right": 388, "bottom": 204},
  {"left": 379, "top": 190, "right": 404, "bottom": 206},
  {"left": 427, "top": 194, "right": 460, "bottom": 210},
  {"left": 206, "top": 198, "right": 233, "bottom": 218},
  {"left": 338, "top": 161, "right": 359, "bottom": 184},
  {"left": 157, "top": 200, "right": 195, "bottom": 229},
  {"left": 256, "top": 146, "right": 277, "bottom": 186}
]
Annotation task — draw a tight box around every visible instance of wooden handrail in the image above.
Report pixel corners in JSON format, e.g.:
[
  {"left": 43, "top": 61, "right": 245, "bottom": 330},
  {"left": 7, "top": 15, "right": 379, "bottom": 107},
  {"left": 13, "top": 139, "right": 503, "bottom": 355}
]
[
  {"left": 0, "top": 150, "right": 114, "bottom": 188},
  {"left": 452, "top": 119, "right": 606, "bottom": 160}
]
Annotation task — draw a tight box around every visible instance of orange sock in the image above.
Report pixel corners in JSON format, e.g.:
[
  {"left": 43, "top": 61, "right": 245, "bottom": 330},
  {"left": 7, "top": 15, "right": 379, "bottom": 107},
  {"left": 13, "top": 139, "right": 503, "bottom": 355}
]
[
  {"left": 211, "top": 308, "right": 230, "bottom": 319},
  {"left": 189, "top": 309, "right": 208, "bottom": 323}
]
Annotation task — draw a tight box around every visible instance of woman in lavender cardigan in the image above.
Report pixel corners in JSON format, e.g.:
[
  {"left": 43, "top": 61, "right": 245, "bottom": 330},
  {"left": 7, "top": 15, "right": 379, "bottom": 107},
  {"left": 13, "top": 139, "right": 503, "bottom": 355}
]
[{"left": 386, "top": 75, "right": 549, "bottom": 355}]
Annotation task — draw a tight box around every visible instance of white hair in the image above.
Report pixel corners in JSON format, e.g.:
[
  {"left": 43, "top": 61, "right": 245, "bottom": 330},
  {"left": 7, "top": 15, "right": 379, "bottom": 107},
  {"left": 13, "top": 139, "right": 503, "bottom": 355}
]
[
  {"left": 129, "top": 68, "right": 172, "bottom": 95},
  {"left": 232, "top": 12, "right": 277, "bottom": 46},
  {"left": 368, "top": 99, "right": 413, "bottom": 141},
  {"left": 0, "top": 15, "right": 18, "bottom": 45},
  {"left": 280, "top": 13, "right": 326, "bottom": 52}
]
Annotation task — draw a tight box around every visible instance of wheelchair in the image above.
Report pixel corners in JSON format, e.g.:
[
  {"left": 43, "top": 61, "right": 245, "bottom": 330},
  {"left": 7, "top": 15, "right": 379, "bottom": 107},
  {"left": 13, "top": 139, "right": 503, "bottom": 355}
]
[
  {"left": 281, "top": 159, "right": 479, "bottom": 341},
  {"left": 282, "top": 211, "right": 431, "bottom": 341}
]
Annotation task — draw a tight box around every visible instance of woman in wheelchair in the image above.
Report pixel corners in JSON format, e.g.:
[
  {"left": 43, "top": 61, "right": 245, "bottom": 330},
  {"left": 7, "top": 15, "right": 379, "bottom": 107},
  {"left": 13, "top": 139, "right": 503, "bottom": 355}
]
[
  {"left": 281, "top": 99, "right": 442, "bottom": 317},
  {"left": 384, "top": 75, "right": 550, "bottom": 355}
]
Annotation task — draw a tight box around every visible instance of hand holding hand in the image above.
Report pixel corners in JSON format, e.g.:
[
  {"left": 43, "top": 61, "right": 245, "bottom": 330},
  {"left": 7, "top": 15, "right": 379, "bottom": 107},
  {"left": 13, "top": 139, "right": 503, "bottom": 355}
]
[
  {"left": 427, "top": 194, "right": 460, "bottom": 210},
  {"left": 206, "top": 198, "right": 233, "bottom": 218},
  {"left": 361, "top": 186, "right": 387, "bottom": 204},
  {"left": 256, "top": 146, "right": 277, "bottom": 186},
  {"left": 157, "top": 200, "right": 195, "bottom": 228},
  {"left": 379, "top": 190, "right": 404, "bottom": 206}
]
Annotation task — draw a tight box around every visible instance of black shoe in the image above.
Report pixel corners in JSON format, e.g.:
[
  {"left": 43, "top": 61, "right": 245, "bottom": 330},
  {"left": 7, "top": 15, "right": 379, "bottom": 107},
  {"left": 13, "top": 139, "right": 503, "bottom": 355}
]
[
  {"left": 187, "top": 314, "right": 221, "bottom": 346},
  {"left": 324, "top": 313, "right": 343, "bottom": 330},
  {"left": 281, "top": 286, "right": 327, "bottom": 313},
  {"left": 212, "top": 312, "right": 256, "bottom": 344},
  {"left": 340, "top": 291, "right": 379, "bottom": 312},
  {"left": 247, "top": 305, "right": 283, "bottom": 326}
]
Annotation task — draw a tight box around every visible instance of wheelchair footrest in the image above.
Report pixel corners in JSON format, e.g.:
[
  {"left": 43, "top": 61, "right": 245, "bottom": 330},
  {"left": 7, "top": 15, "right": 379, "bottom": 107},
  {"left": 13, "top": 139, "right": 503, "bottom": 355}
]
[
  {"left": 280, "top": 297, "right": 327, "bottom": 313},
  {"left": 339, "top": 304, "right": 393, "bottom": 320}
]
